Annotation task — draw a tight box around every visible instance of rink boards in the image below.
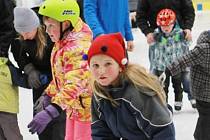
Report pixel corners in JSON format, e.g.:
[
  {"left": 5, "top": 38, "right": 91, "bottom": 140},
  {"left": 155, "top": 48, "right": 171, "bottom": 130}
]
[{"left": 193, "top": 0, "right": 210, "bottom": 11}]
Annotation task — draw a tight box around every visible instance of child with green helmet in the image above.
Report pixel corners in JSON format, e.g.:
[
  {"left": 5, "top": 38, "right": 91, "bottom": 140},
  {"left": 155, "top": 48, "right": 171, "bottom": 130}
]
[{"left": 27, "top": 0, "right": 93, "bottom": 139}]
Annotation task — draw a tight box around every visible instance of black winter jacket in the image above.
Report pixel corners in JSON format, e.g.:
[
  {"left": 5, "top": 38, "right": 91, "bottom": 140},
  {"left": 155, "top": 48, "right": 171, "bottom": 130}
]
[
  {"left": 11, "top": 36, "right": 54, "bottom": 102},
  {"left": 91, "top": 80, "right": 175, "bottom": 140},
  {"left": 11, "top": 37, "right": 53, "bottom": 73},
  {"left": 0, "top": 0, "right": 15, "bottom": 57},
  {"left": 136, "top": 0, "right": 195, "bottom": 36}
]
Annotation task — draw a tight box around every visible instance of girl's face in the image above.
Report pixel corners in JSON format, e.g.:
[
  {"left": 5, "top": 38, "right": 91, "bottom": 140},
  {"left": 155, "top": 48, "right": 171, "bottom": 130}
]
[
  {"left": 44, "top": 18, "right": 61, "bottom": 42},
  {"left": 20, "top": 28, "right": 37, "bottom": 40},
  {"left": 90, "top": 54, "right": 122, "bottom": 86},
  {"left": 160, "top": 23, "right": 174, "bottom": 34}
]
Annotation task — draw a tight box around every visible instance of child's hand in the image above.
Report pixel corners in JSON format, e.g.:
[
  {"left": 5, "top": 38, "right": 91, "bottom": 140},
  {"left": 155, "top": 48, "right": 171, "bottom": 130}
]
[
  {"left": 146, "top": 33, "right": 155, "bottom": 45},
  {"left": 127, "top": 41, "right": 134, "bottom": 52},
  {"left": 184, "top": 29, "right": 192, "bottom": 41}
]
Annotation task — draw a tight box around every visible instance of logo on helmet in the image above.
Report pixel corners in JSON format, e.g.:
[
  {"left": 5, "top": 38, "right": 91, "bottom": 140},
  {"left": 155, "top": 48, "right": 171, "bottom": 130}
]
[{"left": 62, "top": 10, "right": 76, "bottom": 15}]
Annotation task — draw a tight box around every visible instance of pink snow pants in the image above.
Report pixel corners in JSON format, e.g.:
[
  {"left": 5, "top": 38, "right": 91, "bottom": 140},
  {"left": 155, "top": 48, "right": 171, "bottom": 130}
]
[{"left": 65, "top": 118, "right": 92, "bottom": 140}]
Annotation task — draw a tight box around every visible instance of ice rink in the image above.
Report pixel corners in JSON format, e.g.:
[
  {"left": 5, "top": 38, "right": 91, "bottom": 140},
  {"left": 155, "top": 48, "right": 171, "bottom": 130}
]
[{"left": 16, "top": 10, "right": 210, "bottom": 140}]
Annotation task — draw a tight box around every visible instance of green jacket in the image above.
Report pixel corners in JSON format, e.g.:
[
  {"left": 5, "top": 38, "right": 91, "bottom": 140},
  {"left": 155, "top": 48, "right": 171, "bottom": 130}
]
[{"left": 0, "top": 57, "right": 19, "bottom": 113}]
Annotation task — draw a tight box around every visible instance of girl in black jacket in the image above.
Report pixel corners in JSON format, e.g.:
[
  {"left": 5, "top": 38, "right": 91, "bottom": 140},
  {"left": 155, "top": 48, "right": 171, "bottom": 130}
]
[{"left": 87, "top": 33, "right": 175, "bottom": 140}]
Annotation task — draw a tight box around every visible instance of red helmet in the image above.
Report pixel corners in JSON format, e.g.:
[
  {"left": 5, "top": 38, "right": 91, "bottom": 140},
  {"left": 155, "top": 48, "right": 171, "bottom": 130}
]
[{"left": 156, "top": 9, "right": 176, "bottom": 26}]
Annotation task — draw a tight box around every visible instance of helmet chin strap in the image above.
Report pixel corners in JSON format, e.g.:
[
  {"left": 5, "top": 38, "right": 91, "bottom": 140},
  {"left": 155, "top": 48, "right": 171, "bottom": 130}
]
[{"left": 59, "top": 22, "right": 74, "bottom": 40}]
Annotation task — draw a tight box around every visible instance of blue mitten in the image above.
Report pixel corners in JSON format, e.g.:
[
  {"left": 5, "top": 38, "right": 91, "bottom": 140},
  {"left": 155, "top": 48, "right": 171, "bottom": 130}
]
[{"left": 28, "top": 105, "right": 59, "bottom": 134}]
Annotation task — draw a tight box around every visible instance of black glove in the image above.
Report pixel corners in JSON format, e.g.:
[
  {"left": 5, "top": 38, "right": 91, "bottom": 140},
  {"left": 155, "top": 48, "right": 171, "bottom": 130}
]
[{"left": 24, "top": 63, "right": 41, "bottom": 89}]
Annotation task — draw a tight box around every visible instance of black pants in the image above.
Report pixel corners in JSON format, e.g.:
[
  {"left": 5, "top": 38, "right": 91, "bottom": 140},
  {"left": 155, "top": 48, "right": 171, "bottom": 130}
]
[
  {"left": 39, "top": 111, "right": 66, "bottom": 140},
  {"left": 194, "top": 100, "right": 210, "bottom": 140},
  {"left": 152, "top": 69, "right": 183, "bottom": 102}
]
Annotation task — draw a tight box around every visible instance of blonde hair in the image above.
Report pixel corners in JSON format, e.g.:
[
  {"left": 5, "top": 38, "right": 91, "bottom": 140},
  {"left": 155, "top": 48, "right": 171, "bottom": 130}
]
[
  {"left": 19, "top": 25, "right": 46, "bottom": 59},
  {"left": 91, "top": 63, "right": 166, "bottom": 106},
  {"left": 35, "top": 25, "right": 46, "bottom": 59}
]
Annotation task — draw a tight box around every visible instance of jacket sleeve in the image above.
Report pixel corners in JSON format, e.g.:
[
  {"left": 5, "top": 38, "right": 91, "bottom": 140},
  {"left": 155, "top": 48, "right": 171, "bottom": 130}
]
[
  {"left": 133, "top": 93, "right": 175, "bottom": 140},
  {"left": 0, "top": 0, "right": 15, "bottom": 57},
  {"left": 146, "top": 122, "right": 175, "bottom": 140},
  {"left": 10, "top": 38, "right": 31, "bottom": 70},
  {"left": 168, "top": 31, "right": 208, "bottom": 76},
  {"left": 136, "top": 0, "right": 153, "bottom": 36},
  {"left": 180, "top": 0, "right": 195, "bottom": 30},
  {"left": 45, "top": 80, "right": 58, "bottom": 97},
  {"left": 84, "top": 0, "right": 104, "bottom": 38},
  {"left": 50, "top": 54, "right": 91, "bottom": 111},
  {"left": 91, "top": 96, "right": 119, "bottom": 140},
  {"left": 49, "top": 35, "right": 92, "bottom": 114},
  {"left": 124, "top": 0, "right": 134, "bottom": 41}
]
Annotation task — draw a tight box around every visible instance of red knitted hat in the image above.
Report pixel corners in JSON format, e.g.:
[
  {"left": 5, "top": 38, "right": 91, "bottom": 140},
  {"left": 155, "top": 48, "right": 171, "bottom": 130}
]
[{"left": 88, "top": 33, "right": 128, "bottom": 69}]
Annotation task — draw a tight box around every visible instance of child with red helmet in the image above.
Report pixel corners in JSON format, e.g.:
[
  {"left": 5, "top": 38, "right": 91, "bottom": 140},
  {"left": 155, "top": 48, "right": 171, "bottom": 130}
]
[{"left": 149, "top": 8, "right": 196, "bottom": 111}]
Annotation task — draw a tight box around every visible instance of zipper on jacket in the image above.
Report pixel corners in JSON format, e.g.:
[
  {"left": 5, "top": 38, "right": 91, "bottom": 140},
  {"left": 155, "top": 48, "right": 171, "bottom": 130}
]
[{"left": 135, "top": 115, "right": 151, "bottom": 139}]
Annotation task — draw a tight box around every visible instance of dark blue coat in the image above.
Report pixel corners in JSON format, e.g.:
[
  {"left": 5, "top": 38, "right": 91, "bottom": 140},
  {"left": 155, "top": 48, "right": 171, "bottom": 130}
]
[{"left": 91, "top": 80, "right": 175, "bottom": 140}]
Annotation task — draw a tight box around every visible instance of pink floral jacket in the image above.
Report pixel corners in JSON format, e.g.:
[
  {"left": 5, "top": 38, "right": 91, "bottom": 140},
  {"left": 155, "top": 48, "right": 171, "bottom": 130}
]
[{"left": 45, "top": 19, "right": 93, "bottom": 122}]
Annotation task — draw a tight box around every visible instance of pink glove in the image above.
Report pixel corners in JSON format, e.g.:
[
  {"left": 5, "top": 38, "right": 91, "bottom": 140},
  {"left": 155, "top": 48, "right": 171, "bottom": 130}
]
[{"left": 28, "top": 105, "right": 59, "bottom": 134}]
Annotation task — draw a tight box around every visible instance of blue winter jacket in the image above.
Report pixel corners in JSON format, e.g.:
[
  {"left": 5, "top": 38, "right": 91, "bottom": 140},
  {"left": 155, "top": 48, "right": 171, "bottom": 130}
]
[
  {"left": 91, "top": 80, "right": 175, "bottom": 140},
  {"left": 84, "top": 0, "right": 133, "bottom": 41}
]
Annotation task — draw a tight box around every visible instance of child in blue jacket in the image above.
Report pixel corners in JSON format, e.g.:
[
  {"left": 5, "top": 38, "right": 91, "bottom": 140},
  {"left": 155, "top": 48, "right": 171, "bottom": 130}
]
[{"left": 84, "top": 0, "right": 134, "bottom": 51}]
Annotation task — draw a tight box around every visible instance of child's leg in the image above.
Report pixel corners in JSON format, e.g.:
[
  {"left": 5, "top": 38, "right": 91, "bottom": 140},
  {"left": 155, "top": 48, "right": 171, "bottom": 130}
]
[
  {"left": 194, "top": 100, "right": 210, "bottom": 140},
  {"left": 171, "top": 74, "right": 183, "bottom": 110},
  {"left": 65, "top": 118, "right": 91, "bottom": 140},
  {"left": 181, "top": 71, "right": 192, "bottom": 99},
  {"left": 172, "top": 75, "right": 183, "bottom": 102},
  {"left": 181, "top": 71, "right": 196, "bottom": 108},
  {"left": 51, "top": 111, "right": 66, "bottom": 140},
  {"left": 0, "top": 112, "right": 23, "bottom": 140},
  {"left": 163, "top": 70, "right": 171, "bottom": 102},
  {"left": 182, "top": 71, "right": 195, "bottom": 99},
  {"left": 65, "top": 118, "right": 75, "bottom": 140},
  {"left": 0, "top": 126, "right": 6, "bottom": 140},
  {"left": 74, "top": 120, "right": 91, "bottom": 140},
  {"left": 39, "top": 111, "right": 66, "bottom": 140}
]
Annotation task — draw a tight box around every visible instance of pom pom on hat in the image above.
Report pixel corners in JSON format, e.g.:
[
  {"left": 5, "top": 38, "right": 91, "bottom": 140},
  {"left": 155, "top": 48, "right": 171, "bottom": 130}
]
[
  {"left": 88, "top": 33, "right": 128, "bottom": 69},
  {"left": 14, "top": 7, "right": 40, "bottom": 33}
]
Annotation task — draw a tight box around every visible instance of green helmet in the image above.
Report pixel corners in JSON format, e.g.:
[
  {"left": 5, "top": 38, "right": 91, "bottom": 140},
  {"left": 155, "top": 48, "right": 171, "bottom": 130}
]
[{"left": 38, "top": 0, "right": 80, "bottom": 27}]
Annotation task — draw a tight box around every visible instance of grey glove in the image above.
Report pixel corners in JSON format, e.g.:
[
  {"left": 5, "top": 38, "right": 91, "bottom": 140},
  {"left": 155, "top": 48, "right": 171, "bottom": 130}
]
[
  {"left": 34, "top": 93, "right": 51, "bottom": 114},
  {"left": 24, "top": 63, "right": 41, "bottom": 89}
]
